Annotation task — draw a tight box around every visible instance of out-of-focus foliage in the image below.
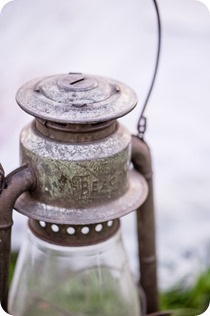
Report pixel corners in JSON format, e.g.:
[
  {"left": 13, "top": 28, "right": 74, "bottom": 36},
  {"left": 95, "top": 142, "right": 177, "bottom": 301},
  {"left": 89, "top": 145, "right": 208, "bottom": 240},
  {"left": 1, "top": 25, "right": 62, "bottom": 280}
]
[
  {"left": 10, "top": 252, "right": 18, "bottom": 284},
  {"left": 161, "top": 269, "right": 210, "bottom": 315}
]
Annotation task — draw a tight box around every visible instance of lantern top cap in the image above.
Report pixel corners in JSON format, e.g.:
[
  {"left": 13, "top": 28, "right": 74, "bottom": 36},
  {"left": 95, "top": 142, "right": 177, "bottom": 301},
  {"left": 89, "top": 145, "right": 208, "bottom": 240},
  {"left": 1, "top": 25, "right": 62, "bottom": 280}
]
[{"left": 16, "top": 73, "right": 138, "bottom": 124}]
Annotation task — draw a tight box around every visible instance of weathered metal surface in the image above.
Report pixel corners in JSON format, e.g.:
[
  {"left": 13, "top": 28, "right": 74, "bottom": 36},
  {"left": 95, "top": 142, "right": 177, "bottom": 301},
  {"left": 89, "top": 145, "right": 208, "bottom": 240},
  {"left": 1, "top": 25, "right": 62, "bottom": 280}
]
[
  {"left": 29, "top": 218, "right": 120, "bottom": 246},
  {"left": 132, "top": 135, "right": 159, "bottom": 314},
  {"left": 36, "top": 119, "right": 117, "bottom": 142},
  {"left": 0, "top": 164, "right": 36, "bottom": 312},
  {"left": 15, "top": 73, "right": 147, "bottom": 225},
  {"left": 15, "top": 121, "right": 148, "bottom": 224},
  {"left": 15, "top": 169, "right": 147, "bottom": 225},
  {"left": 16, "top": 73, "right": 138, "bottom": 124}
]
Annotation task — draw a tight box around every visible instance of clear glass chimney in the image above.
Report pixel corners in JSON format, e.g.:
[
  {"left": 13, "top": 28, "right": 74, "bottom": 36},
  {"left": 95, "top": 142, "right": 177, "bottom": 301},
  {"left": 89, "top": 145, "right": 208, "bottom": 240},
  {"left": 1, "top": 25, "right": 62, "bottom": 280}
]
[{"left": 9, "top": 221, "right": 141, "bottom": 316}]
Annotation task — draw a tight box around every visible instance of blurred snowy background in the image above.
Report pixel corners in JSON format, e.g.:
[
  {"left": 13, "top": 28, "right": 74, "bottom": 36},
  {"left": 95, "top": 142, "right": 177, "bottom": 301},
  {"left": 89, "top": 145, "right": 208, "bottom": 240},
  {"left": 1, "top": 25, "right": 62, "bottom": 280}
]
[{"left": 0, "top": 0, "right": 210, "bottom": 290}]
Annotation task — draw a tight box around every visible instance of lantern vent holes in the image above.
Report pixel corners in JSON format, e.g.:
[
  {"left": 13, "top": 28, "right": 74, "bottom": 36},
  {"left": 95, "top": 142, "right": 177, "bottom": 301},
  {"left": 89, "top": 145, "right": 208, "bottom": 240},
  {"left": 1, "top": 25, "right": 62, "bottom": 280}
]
[
  {"left": 67, "top": 227, "right": 76, "bottom": 235},
  {"left": 39, "top": 221, "right": 46, "bottom": 228},
  {"left": 51, "top": 224, "right": 59, "bottom": 233},
  {"left": 81, "top": 227, "right": 90, "bottom": 235},
  {"left": 95, "top": 224, "right": 103, "bottom": 232},
  {"left": 38, "top": 221, "right": 114, "bottom": 235},
  {"left": 32, "top": 219, "right": 120, "bottom": 246}
]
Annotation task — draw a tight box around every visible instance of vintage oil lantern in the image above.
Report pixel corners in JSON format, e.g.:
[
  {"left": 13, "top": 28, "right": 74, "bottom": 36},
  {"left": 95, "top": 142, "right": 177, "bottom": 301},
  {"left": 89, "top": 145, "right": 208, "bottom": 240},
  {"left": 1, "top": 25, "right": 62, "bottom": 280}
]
[{"left": 0, "top": 72, "right": 161, "bottom": 316}]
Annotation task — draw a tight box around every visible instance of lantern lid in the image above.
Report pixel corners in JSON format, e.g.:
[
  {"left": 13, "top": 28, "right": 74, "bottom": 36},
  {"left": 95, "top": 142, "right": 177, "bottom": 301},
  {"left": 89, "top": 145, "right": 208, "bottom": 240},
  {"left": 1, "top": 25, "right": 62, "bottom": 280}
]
[{"left": 16, "top": 73, "right": 137, "bottom": 124}]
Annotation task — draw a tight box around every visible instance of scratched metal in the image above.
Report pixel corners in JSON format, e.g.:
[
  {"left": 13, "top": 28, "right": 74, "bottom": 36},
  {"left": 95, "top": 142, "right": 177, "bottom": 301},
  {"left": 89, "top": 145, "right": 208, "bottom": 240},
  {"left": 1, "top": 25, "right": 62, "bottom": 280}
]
[
  {"left": 16, "top": 73, "right": 138, "bottom": 124},
  {"left": 15, "top": 120, "right": 148, "bottom": 224},
  {"left": 21, "top": 121, "right": 131, "bottom": 161},
  {"left": 15, "top": 169, "right": 147, "bottom": 225},
  {"left": 15, "top": 73, "right": 148, "bottom": 224}
]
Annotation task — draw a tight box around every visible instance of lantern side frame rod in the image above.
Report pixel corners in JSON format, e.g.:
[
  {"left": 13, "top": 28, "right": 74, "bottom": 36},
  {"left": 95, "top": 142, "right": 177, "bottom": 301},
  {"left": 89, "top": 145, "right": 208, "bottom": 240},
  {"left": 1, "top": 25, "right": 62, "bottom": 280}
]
[
  {"left": 131, "top": 136, "right": 159, "bottom": 314},
  {"left": 0, "top": 164, "right": 36, "bottom": 313}
]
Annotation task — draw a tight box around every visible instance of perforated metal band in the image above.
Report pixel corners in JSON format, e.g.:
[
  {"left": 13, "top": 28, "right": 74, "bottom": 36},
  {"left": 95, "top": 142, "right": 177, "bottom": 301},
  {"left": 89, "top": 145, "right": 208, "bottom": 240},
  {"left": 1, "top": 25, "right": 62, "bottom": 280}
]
[{"left": 29, "top": 218, "right": 120, "bottom": 246}]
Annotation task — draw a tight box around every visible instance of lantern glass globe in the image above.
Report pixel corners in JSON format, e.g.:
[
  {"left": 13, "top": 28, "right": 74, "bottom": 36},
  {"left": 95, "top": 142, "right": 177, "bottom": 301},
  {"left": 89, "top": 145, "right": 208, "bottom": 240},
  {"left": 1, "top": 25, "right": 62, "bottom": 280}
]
[{"left": 9, "top": 226, "right": 141, "bottom": 316}]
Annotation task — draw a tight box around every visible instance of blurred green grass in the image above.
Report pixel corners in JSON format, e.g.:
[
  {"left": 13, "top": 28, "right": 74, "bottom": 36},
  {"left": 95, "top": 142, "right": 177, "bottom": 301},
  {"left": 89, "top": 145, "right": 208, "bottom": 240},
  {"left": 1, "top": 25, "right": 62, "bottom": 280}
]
[
  {"left": 10, "top": 253, "right": 210, "bottom": 315},
  {"left": 10, "top": 252, "right": 18, "bottom": 284},
  {"left": 161, "top": 269, "right": 210, "bottom": 315}
]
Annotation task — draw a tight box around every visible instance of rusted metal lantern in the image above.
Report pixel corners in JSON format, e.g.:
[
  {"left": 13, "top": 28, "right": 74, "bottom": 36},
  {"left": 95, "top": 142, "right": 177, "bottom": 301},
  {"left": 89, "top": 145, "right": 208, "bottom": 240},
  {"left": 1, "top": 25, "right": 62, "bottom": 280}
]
[{"left": 0, "top": 72, "right": 160, "bottom": 316}]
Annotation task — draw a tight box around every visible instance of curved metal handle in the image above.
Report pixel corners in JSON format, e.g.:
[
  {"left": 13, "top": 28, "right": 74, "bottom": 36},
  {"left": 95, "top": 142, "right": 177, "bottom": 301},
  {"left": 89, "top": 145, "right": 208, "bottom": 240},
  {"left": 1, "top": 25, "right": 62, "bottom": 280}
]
[
  {"left": 0, "top": 164, "right": 36, "bottom": 312},
  {"left": 137, "top": 0, "right": 162, "bottom": 139}
]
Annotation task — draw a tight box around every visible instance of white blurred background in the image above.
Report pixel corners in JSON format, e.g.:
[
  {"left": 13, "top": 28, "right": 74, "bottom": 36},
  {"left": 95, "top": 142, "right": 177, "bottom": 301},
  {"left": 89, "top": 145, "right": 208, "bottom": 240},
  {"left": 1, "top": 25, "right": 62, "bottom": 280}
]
[{"left": 0, "top": 0, "right": 210, "bottom": 290}]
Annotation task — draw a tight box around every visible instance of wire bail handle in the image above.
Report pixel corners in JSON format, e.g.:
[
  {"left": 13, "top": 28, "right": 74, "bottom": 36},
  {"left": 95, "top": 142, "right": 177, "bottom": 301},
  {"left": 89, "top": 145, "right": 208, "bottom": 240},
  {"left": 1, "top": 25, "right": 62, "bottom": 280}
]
[{"left": 137, "top": 0, "right": 161, "bottom": 139}]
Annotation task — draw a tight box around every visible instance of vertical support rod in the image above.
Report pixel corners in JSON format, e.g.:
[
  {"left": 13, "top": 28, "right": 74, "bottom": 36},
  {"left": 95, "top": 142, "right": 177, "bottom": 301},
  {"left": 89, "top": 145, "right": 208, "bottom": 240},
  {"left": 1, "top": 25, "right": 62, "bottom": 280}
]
[
  {"left": 0, "top": 164, "right": 35, "bottom": 312},
  {"left": 132, "top": 136, "right": 159, "bottom": 314}
]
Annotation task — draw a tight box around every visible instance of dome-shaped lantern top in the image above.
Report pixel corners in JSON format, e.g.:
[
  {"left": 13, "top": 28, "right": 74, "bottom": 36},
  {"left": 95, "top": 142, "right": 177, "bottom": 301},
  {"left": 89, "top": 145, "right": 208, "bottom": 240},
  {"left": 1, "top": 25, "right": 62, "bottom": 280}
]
[{"left": 16, "top": 73, "right": 137, "bottom": 124}]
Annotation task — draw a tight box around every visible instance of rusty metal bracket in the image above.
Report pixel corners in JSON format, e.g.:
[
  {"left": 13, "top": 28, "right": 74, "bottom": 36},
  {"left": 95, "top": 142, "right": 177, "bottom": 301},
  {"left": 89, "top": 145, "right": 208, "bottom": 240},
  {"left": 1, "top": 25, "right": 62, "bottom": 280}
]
[
  {"left": 0, "top": 164, "right": 36, "bottom": 312},
  {"left": 132, "top": 135, "right": 159, "bottom": 314}
]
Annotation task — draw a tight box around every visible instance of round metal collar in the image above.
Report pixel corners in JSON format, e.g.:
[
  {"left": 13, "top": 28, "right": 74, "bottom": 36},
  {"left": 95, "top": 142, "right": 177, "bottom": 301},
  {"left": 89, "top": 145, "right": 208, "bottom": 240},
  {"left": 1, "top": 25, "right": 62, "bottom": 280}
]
[
  {"left": 15, "top": 169, "right": 148, "bottom": 225},
  {"left": 16, "top": 73, "right": 138, "bottom": 124}
]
